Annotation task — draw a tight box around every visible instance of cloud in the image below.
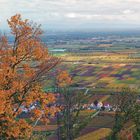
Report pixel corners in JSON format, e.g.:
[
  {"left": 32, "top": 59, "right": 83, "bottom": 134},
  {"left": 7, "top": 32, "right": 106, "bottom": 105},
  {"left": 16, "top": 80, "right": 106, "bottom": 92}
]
[
  {"left": 65, "top": 13, "right": 100, "bottom": 20},
  {"left": 64, "top": 12, "right": 139, "bottom": 23},
  {"left": 0, "top": 0, "right": 140, "bottom": 30},
  {"left": 122, "top": 9, "right": 134, "bottom": 14}
]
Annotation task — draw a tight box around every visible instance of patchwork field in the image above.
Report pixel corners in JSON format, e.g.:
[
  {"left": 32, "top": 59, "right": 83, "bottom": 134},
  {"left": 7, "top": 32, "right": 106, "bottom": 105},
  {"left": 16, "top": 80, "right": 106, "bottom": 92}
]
[
  {"left": 60, "top": 51, "right": 140, "bottom": 92},
  {"left": 44, "top": 50, "right": 140, "bottom": 140}
]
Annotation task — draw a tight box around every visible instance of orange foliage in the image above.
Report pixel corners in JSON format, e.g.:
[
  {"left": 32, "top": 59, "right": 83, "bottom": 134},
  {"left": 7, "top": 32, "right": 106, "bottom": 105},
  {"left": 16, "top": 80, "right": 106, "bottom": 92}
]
[
  {"left": 0, "top": 14, "right": 60, "bottom": 139},
  {"left": 56, "top": 70, "right": 72, "bottom": 87}
]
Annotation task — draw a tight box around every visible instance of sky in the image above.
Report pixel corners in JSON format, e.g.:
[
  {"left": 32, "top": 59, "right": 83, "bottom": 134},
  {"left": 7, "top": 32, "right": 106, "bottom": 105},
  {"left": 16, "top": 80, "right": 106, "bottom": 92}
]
[{"left": 1, "top": 0, "right": 140, "bottom": 31}]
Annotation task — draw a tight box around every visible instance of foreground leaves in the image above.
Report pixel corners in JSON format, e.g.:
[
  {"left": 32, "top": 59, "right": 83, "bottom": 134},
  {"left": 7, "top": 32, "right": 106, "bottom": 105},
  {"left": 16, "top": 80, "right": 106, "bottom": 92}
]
[{"left": 0, "top": 14, "right": 60, "bottom": 139}]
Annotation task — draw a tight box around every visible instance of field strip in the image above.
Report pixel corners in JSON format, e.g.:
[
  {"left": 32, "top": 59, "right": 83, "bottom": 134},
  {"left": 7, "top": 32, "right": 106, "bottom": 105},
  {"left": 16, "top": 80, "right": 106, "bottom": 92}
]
[{"left": 75, "top": 128, "right": 112, "bottom": 140}]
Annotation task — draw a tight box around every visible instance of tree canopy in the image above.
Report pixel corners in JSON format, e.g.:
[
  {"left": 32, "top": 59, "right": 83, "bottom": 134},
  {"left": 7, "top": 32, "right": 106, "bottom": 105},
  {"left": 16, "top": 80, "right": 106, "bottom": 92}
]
[{"left": 0, "top": 14, "right": 60, "bottom": 139}]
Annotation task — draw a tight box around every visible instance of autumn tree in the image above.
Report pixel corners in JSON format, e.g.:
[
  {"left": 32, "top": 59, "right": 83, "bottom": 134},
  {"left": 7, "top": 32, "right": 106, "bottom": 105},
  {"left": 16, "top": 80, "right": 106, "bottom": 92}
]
[
  {"left": 0, "top": 14, "right": 60, "bottom": 139},
  {"left": 56, "top": 71, "right": 92, "bottom": 140}
]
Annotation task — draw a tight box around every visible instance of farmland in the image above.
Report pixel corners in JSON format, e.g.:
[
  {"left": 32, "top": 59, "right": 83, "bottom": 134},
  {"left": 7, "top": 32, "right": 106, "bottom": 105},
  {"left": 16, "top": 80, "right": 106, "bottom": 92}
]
[
  {"left": 43, "top": 31, "right": 140, "bottom": 139},
  {"left": 60, "top": 51, "right": 140, "bottom": 92},
  {"left": 46, "top": 31, "right": 140, "bottom": 93}
]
